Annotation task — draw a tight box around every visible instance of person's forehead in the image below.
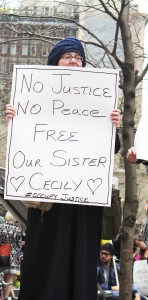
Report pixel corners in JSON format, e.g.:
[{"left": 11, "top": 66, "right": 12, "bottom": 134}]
[
  {"left": 63, "top": 52, "right": 81, "bottom": 56},
  {"left": 136, "top": 240, "right": 142, "bottom": 244},
  {"left": 100, "top": 251, "right": 110, "bottom": 255}
]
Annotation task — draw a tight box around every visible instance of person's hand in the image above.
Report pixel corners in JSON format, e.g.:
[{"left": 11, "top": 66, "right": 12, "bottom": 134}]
[
  {"left": 136, "top": 240, "right": 147, "bottom": 250},
  {"left": 135, "top": 247, "right": 140, "bottom": 255},
  {"left": 111, "top": 285, "right": 119, "bottom": 291},
  {"left": 133, "top": 247, "right": 140, "bottom": 259},
  {"left": 126, "top": 147, "right": 137, "bottom": 163},
  {"left": 134, "top": 293, "right": 140, "bottom": 300},
  {"left": 143, "top": 247, "right": 148, "bottom": 259},
  {"left": 5, "top": 104, "right": 16, "bottom": 122},
  {"left": 111, "top": 109, "right": 121, "bottom": 128}
]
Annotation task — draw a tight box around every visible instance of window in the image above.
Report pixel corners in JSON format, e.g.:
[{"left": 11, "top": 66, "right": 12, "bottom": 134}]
[
  {"left": 3, "top": 29, "right": 9, "bottom": 36},
  {"left": 44, "top": 7, "right": 49, "bottom": 16},
  {"left": 30, "top": 45, "right": 36, "bottom": 56},
  {"left": 52, "top": 29, "right": 56, "bottom": 37},
  {"left": 0, "top": 81, "right": 4, "bottom": 91},
  {"left": 10, "top": 44, "right": 17, "bottom": 55},
  {"left": 68, "top": 29, "right": 75, "bottom": 37},
  {"left": 0, "top": 62, "right": 7, "bottom": 73},
  {"left": 2, "top": 44, "right": 8, "bottom": 55},
  {"left": 42, "top": 45, "right": 48, "bottom": 56},
  {"left": 22, "top": 44, "right": 28, "bottom": 56},
  {"left": 9, "top": 62, "right": 15, "bottom": 73},
  {"left": 24, "top": 6, "right": 29, "bottom": 14},
  {"left": 53, "top": 7, "right": 57, "bottom": 14},
  {"left": 33, "top": 6, "right": 38, "bottom": 16}
]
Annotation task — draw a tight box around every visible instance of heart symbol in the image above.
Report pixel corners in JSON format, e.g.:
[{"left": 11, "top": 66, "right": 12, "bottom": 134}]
[
  {"left": 87, "top": 178, "right": 102, "bottom": 194},
  {"left": 10, "top": 176, "right": 25, "bottom": 192}
]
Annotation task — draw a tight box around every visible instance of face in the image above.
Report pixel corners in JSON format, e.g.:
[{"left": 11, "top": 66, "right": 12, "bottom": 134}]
[
  {"left": 58, "top": 52, "right": 83, "bottom": 67},
  {"left": 135, "top": 240, "right": 146, "bottom": 250},
  {"left": 100, "top": 250, "right": 112, "bottom": 264}
]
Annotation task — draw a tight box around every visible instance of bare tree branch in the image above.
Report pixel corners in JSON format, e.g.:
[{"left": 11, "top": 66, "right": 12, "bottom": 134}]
[
  {"left": 135, "top": 63, "right": 148, "bottom": 86},
  {"left": 112, "top": 1, "right": 126, "bottom": 55},
  {"left": 98, "top": 0, "right": 118, "bottom": 21}
]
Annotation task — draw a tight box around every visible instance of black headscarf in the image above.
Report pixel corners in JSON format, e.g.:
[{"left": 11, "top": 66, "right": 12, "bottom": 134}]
[{"left": 47, "top": 37, "right": 86, "bottom": 67}]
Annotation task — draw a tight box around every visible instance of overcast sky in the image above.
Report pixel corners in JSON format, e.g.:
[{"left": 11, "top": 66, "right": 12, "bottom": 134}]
[
  {"left": 134, "top": 0, "right": 148, "bottom": 12},
  {"left": 3, "top": 0, "right": 148, "bottom": 11}
]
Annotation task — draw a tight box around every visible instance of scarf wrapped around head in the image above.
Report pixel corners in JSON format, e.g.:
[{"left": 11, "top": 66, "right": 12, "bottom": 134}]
[{"left": 47, "top": 37, "right": 86, "bottom": 67}]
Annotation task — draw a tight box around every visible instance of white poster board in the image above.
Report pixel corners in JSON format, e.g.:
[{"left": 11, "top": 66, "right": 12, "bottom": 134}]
[
  {"left": 134, "top": 28, "right": 148, "bottom": 161},
  {"left": 133, "top": 260, "right": 148, "bottom": 296},
  {"left": 5, "top": 65, "right": 118, "bottom": 206},
  {"left": 134, "top": 116, "right": 148, "bottom": 161}
]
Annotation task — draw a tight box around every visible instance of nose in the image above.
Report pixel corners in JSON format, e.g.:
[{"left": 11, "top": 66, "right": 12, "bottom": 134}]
[{"left": 71, "top": 56, "right": 76, "bottom": 61}]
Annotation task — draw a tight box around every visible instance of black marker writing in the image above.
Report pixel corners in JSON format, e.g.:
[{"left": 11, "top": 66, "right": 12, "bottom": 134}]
[
  {"left": 33, "top": 124, "right": 79, "bottom": 142},
  {"left": 25, "top": 192, "right": 58, "bottom": 200},
  {"left": 52, "top": 100, "right": 106, "bottom": 118},
  {"left": 17, "top": 100, "right": 41, "bottom": 115},
  {"left": 61, "top": 194, "right": 88, "bottom": 203},
  {"left": 21, "top": 73, "right": 43, "bottom": 93},
  {"left": 52, "top": 74, "right": 112, "bottom": 97},
  {"left": 13, "top": 151, "right": 42, "bottom": 169},
  {"left": 28, "top": 173, "right": 82, "bottom": 192},
  {"left": 50, "top": 150, "right": 107, "bottom": 167}
]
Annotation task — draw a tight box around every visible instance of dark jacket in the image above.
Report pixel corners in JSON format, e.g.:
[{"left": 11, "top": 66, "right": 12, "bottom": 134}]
[
  {"left": 97, "top": 260, "right": 120, "bottom": 290},
  {"left": 115, "top": 131, "right": 120, "bottom": 154},
  {"left": 97, "top": 260, "right": 138, "bottom": 295}
]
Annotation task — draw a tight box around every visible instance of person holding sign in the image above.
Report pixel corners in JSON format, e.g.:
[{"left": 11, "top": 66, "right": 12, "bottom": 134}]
[{"left": 5, "top": 37, "right": 120, "bottom": 300}]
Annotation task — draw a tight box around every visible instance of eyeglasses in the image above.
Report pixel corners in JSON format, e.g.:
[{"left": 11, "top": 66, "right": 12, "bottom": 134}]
[
  {"left": 100, "top": 252, "right": 110, "bottom": 257},
  {"left": 61, "top": 54, "right": 83, "bottom": 62}
]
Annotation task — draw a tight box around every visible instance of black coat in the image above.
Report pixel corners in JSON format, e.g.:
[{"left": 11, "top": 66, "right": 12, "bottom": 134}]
[{"left": 18, "top": 132, "right": 120, "bottom": 300}]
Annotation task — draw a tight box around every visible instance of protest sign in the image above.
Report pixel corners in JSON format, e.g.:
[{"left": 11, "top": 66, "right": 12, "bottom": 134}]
[
  {"left": 5, "top": 66, "right": 118, "bottom": 206},
  {"left": 134, "top": 58, "right": 148, "bottom": 161},
  {"left": 134, "top": 116, "right": 148, "bottom": 161},
  {"left": 133, "top": 260, "right": 148, "bottom": 296}
]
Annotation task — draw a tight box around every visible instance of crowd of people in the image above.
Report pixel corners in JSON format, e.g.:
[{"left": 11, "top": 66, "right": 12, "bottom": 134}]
[
  {"left": 0, "top": 215, "right": 147, "bottom": 300},
  {"left": 0, "top": 212, "right": 24, "bottom": 300}
]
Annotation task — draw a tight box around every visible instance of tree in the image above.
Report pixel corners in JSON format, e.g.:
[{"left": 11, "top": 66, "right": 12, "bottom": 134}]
[
  {"left": 74, "top": 2, "right": 147, "bottom": 299},
  {"left": 0, "top": 1, "right": 148, "bottom": 299}
]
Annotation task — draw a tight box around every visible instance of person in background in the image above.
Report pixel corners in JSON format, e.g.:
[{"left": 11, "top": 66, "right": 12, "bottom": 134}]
[
  {"left": 97, "top": 243, "right": 147, "bottom": 300},
  {"left": 0, "top": 212, "right": 22, "bottom": 300},
  {"left": 127, "top": 147, "right": 148, "bottom": 165},
  {"left": 5, "top": 37, "right": 121, "bottom": 300},
  {"left": 97, "top": 242, "right": 120, "bottom": 300},
  {"left": 113, "top": 232, "right": 148, "bottom": 261},
  {"left": 133, "top": 234, "right": 148, "bottom": 261}
]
